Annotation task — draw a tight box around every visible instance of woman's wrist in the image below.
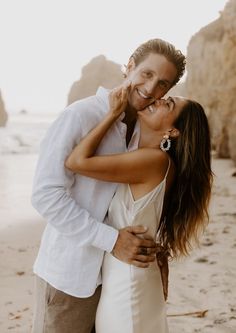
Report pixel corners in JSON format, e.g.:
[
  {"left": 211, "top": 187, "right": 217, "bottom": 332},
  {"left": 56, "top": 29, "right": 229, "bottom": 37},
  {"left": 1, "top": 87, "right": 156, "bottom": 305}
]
[{"left": 107, "top": 109, "right": 123, "bottom": 121}]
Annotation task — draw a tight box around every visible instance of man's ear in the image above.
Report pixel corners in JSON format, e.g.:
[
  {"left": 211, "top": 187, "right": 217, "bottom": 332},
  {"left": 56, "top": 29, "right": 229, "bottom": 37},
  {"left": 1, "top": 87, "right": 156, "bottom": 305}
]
[
  {"left": 126, "top": 57, "right": 136, "bottom": 75},
  {"left": 170, "top": 128, "right": 180, "bottom": 139}
]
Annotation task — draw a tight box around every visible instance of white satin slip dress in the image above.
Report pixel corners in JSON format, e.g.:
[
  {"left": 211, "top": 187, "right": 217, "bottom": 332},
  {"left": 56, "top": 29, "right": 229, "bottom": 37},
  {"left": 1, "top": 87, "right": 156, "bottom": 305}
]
[{"left": 95, "top": 160, "right": 170, "bottom": 333}]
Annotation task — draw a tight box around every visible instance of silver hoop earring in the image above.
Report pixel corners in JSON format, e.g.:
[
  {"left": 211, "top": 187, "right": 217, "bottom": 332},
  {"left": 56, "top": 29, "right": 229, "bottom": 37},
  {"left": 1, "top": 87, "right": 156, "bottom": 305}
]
[{"left": 160, "top": 135, "right": 171, "bottom": 152}]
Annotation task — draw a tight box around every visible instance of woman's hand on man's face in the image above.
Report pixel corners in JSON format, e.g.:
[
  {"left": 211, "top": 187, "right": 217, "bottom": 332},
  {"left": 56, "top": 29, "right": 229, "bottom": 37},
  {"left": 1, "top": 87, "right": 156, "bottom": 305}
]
[{"left": 109, "top": 80, "right": 131, "bottom": 117}]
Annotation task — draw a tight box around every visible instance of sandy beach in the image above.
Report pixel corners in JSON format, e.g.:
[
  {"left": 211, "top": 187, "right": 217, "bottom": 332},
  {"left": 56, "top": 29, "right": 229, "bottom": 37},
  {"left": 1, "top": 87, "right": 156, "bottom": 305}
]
[{"left": 0, "top": 116, "right": 236, "bottom": 332}]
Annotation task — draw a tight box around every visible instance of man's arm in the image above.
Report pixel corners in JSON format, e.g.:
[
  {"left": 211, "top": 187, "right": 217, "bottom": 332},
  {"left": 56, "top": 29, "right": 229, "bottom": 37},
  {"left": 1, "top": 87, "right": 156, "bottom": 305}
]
[{"left": 31, "top": 106, "right": 118, "bottom": 252}]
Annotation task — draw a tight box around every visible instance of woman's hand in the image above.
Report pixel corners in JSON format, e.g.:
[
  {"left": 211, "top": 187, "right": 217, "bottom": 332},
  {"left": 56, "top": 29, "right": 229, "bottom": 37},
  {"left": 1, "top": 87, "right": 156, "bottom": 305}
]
[{"left": 109, "top": 81, "right": 131, "bottom": 118}]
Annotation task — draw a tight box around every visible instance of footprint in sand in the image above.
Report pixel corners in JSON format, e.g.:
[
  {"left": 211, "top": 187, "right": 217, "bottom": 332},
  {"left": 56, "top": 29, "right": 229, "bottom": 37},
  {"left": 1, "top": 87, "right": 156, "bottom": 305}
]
[
  {"left": 194, "top": 257, "right": 208, "bottom": 263},
  {"left": 201, "top": 238, "right": 214, "bottom": 246}
]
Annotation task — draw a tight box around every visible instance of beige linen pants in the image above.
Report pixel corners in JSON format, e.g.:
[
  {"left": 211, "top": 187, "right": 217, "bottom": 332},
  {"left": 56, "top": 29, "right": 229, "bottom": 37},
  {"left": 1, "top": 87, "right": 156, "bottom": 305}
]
[{"left": 31, "top": 276, "right": 101, "bottom": 333}]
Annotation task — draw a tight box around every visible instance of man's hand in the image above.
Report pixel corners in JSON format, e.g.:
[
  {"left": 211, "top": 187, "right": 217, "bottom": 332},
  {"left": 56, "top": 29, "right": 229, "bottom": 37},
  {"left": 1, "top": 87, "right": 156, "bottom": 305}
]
[{"left": 111, "top": 226, "right": 157, "bottom": 268}]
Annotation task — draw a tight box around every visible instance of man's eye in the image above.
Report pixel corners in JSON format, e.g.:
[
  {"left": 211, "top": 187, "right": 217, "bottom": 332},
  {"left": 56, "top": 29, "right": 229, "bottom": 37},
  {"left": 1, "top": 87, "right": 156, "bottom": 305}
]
[
  {"left": 158, "top": 81, "right": 168, "bottom": 89},
  {"left": 143, "top": 71, "right": 152, "bottom": 78}
]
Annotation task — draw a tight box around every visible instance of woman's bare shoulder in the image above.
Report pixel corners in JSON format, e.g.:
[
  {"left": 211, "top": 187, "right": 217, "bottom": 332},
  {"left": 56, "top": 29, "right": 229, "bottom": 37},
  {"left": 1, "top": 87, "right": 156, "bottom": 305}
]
[
  {"left": 131, "top": 148, "right": 172, "bottom": 185},
  {"left": 138, "top": 148, "right": 170, "bottom": 169}
]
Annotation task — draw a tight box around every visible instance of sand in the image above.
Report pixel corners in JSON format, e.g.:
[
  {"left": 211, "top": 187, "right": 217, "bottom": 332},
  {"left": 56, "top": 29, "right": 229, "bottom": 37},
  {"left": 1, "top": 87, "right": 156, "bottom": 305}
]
[{"left": 0, "top": 154, "right": 235, "bottom": 333}]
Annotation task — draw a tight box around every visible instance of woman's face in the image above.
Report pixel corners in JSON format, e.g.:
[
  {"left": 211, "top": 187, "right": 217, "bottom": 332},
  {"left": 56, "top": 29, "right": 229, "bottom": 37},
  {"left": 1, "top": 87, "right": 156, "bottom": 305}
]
[{"left": 138, "top": 96, "right": 187, "bottom": 132}]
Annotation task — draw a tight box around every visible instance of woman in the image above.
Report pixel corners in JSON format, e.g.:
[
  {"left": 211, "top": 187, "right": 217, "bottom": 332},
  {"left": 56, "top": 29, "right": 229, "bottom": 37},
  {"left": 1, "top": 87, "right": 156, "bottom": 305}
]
[{"left": 65, "top": 84, "right": 213, "bottom": 333}]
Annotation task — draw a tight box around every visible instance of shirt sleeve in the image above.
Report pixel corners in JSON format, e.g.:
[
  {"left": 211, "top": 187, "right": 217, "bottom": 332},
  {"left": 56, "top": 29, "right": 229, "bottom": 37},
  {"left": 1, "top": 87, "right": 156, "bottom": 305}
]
[{"left": 31, "top": 106, "right": 118, "bottom": 252}]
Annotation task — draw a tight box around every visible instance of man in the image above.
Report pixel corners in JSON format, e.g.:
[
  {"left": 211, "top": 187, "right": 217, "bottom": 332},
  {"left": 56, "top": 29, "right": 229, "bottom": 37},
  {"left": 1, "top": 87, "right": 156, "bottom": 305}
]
[{"left": 31, "top": 38, "right": 186, "bottom": 333}]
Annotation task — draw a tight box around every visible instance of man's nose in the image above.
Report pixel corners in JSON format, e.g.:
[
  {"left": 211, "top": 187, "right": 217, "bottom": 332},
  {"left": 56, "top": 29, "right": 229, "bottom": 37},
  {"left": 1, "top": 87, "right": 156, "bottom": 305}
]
[
  {"left": 144, "top": 80, "right": 157, "bottom": 96},
  {"left": 145, "top": 80, "right": 164, "bottom": 99}
]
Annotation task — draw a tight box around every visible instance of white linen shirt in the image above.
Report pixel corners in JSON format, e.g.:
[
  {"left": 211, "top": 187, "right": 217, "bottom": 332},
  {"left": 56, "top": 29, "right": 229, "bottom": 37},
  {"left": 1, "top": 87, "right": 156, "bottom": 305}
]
[{"left": 32, "top": 87, "right": 140, "bottom": 297}]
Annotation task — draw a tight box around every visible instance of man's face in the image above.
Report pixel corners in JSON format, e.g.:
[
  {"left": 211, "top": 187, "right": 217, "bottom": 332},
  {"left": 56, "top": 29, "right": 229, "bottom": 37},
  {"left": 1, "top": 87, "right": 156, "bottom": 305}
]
[{"left": 126, "top": 53, "right": 177, "bottom": 112}]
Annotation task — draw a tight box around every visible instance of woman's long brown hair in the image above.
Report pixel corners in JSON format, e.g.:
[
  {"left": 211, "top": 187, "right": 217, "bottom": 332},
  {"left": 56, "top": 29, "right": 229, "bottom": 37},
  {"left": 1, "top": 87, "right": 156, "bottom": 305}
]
[{"left": 159, "top": 100, "right": 213, "bottom": 257}]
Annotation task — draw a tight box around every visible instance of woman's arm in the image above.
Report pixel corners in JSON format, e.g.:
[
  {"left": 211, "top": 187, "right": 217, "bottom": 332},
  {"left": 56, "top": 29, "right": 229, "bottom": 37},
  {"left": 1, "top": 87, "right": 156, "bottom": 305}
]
[
  {"left": 66, "top": 83, "right": 129, "bottom": 163},
  {"left": 65, "top": 83, "right": 167, "bottom": 185},
  {"left": 66, "top": 145, "right": 165, "bottom": 184}
]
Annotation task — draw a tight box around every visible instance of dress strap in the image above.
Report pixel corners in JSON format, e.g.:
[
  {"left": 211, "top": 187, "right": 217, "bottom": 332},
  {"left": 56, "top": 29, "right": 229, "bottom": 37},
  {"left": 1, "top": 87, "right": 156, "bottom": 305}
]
[{"left": 164, "top": 156, "right": 171, "bottom": 180}]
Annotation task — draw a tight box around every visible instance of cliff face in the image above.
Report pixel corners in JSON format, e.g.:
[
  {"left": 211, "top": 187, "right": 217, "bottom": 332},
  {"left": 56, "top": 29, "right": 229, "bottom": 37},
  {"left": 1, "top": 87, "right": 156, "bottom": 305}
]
[
  {"left": 0, "top": 91, "right": 8, "bottom": 127},
  {"left": 166, "top": 82, "right": 187, "bottom": 97},
  {"left": 185, "top": 0, "right": 236, "bottom": 164},
  {"left": 67, "top": 55, "right": 124, "bottom": 105}
]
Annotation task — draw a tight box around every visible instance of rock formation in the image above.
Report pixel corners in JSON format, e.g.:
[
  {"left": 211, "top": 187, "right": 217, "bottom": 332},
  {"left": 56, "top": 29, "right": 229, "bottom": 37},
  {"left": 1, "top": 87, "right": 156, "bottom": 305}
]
[
  {"left": 67, "top": 55, "right": 124, "bottom": 105},
  {"left": 0, "top": 90, "right": 8, "bottom": 127},
  {"left": 166, "top": 81, "right": 187, "bottom": 97},
  {"left": 184, "top": 0, "right": 236, "bottom": 164}
]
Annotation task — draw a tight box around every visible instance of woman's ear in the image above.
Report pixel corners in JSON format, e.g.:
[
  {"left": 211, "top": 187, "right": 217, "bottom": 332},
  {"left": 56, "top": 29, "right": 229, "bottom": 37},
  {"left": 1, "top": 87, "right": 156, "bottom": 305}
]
[{"left": 169, "top": 128, "right": 180, "bottom": 139}]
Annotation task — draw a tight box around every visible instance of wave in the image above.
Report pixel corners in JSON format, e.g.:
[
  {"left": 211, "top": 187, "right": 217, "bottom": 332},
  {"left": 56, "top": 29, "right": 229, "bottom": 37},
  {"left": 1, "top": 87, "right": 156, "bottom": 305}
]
[{"left": 0, "top": 113, "right": 57, "bottom": 154}]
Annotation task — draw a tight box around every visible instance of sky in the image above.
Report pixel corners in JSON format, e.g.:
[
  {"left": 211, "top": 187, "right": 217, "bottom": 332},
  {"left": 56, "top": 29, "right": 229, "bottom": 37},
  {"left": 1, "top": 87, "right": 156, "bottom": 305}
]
[{"left": 0, "top": 0, "right": 229, "bottom": 113}]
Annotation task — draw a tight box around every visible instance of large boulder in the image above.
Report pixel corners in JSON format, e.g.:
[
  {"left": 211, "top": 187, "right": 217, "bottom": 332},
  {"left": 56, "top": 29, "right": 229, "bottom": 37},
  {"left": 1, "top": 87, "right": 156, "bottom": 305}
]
[
  {"left": 185, "top": 0, "right": 236, "bottom": 164},
  {"left": 0, "top": 90, "right": 8, "bottom": 127},
  {"left": 67, "top": 55, "right": 124, "bottom": 105},
  {"left": 166, "top": 81, "right": 187, "bottom": 97}
]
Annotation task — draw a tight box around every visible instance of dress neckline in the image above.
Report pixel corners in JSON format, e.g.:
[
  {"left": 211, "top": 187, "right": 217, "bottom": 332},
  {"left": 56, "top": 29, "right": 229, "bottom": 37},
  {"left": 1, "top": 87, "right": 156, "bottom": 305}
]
[
  {"left": 127, "top": 179, "right": 166, "bottom": 203},
  {"left": 127, "top": 156, "right": 171, "bottom": 203}
]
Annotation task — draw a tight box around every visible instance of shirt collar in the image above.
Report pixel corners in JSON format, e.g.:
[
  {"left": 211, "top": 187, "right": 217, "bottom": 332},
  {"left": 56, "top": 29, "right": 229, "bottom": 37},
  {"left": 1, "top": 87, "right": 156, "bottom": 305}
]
[
  {"left": 96, "top": 86, "right": 110, "bottom": 112},
  {"left": 128, "top": 120, "right": 140, "bottom": 151},
  {"left": 96, "top": 86, "right": 125, "bottom": 121}
]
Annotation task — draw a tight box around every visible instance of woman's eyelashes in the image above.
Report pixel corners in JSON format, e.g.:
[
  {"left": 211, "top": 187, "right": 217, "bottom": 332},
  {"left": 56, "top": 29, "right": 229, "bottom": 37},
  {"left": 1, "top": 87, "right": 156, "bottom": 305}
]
[{"left": 166, "top": 99, "right": 174, "bottom": 110}]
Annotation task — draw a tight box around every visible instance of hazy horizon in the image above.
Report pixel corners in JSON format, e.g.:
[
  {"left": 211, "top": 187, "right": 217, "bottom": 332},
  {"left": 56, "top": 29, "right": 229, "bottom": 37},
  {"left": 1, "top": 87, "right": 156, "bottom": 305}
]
[{"left": 0, "top": 0, "right": 229, "bottom": 114}]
